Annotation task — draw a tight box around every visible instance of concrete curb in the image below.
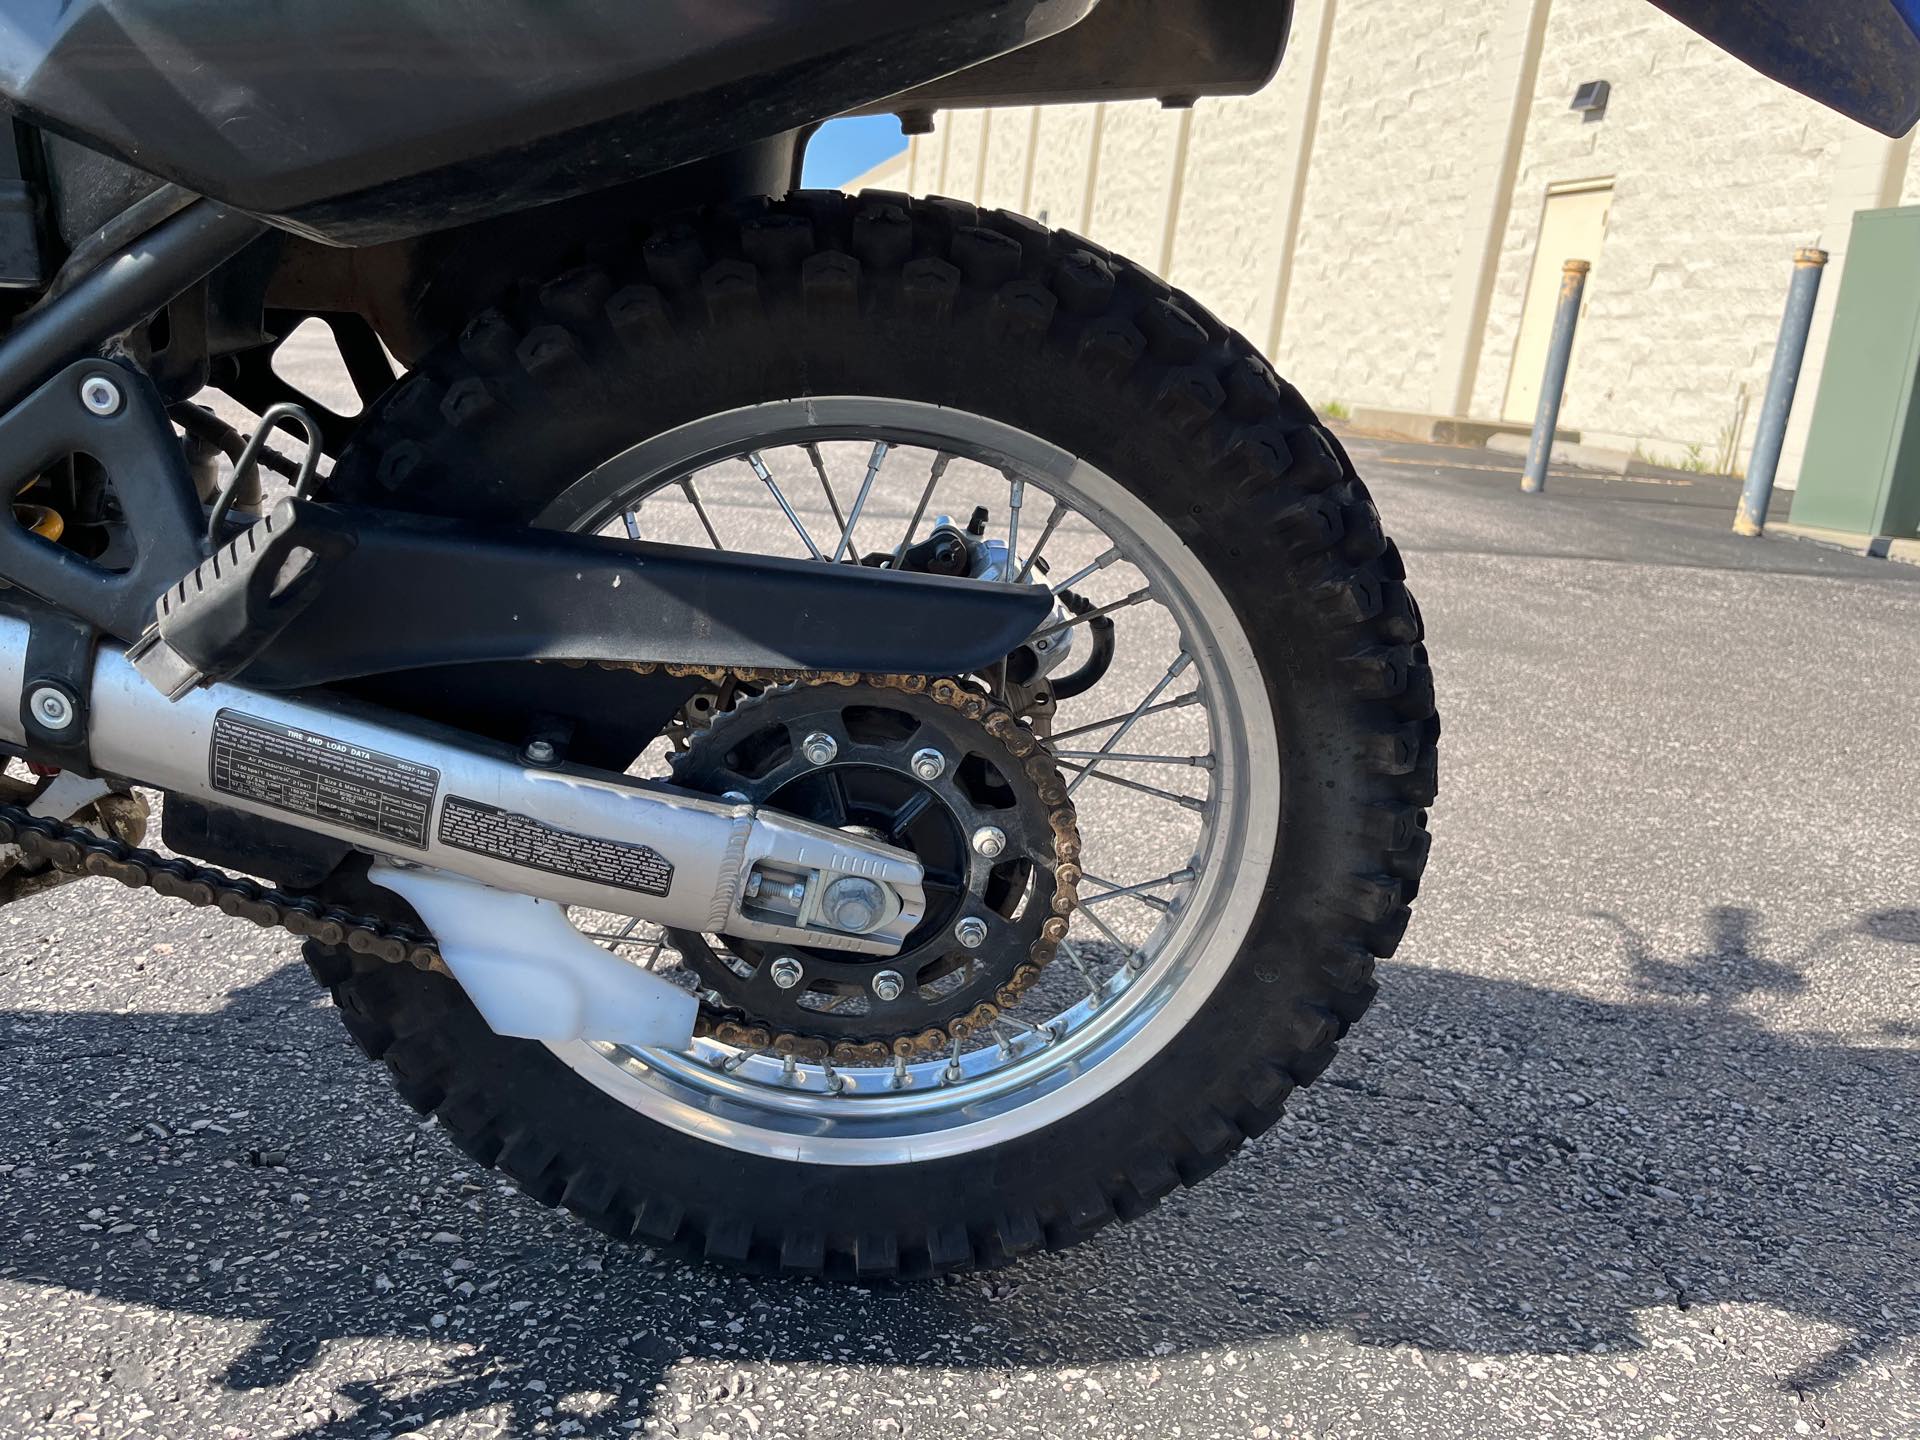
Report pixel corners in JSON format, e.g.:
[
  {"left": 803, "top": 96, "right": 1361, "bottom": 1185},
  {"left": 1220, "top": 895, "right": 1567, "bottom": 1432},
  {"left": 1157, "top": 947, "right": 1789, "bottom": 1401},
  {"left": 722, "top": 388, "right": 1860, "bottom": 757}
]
[{"left": 1769, "top": 521, "right": 1920, "bottom": 566}]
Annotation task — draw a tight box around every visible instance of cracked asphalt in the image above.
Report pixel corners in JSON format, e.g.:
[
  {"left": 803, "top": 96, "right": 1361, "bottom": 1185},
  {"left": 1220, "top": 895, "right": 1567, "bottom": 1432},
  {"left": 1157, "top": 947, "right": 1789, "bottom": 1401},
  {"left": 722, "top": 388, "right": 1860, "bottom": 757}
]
[{"left": 1, "top": 358, "right": 1917, "bottom": 1438}]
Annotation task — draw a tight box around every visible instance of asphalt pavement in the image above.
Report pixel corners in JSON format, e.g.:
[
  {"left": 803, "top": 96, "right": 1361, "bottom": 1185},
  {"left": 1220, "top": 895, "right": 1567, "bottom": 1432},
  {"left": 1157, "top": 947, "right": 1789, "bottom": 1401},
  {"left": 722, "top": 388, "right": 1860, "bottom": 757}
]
[{"left": 0, "top": 391, "right": 1916, "bottom": 1439}]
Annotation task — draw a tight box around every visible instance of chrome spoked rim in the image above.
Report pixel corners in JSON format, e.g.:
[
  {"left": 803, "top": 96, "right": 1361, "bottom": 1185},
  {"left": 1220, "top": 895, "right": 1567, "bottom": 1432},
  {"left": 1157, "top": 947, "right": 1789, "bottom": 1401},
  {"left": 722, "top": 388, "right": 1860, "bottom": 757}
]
[{"left": 534, "top": 399, "right": 1279, "bottom": 1164}]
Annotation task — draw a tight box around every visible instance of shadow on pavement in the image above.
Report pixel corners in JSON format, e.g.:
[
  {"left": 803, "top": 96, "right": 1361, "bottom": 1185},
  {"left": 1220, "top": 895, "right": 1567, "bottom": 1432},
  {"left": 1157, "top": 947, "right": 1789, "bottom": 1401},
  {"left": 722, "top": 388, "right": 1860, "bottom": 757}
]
[{"left": 0, "top": 904, "right": 1915, "bottom": 1435}]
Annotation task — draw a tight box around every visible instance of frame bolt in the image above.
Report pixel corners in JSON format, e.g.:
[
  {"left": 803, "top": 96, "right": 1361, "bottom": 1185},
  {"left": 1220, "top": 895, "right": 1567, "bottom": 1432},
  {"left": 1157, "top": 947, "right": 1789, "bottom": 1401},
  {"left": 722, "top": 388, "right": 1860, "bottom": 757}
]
[
  {"left": 769, "top": 956, "right": 805, "bottom": 990},
  {"left": 29, "top": 686, "right": 74, "bottom": 731},
  {"left": 801, "top": 731, "right": 838, "bottom": 766},
  {"left": 953, "top": 916, "right": 988, "bottom": 949},
  {"left": 970, "top": 825, "right": 1007, "bottom": 859},
  {"left": 909, "top": 747, "right": 946, "bottom": 782},
  {"left": 523, "top": 738, "right": 556, "bottom": 765},
  {"left": 79, "top": 375, "right": 122, "bottom": 417},
  {"left": 822, "top": 875, "right": 886, "bottom": 933},
  {"left": 870, "top": 969, "right": 905, "bottom": 1002}
]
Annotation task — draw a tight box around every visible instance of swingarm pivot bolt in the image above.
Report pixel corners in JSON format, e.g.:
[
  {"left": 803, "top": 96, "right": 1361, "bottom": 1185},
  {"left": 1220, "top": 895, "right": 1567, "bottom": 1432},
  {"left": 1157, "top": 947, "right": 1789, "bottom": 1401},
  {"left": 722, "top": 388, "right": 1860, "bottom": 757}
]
[
  {"left": 801, "top": 732, "right": 838, "bottom": 765},
  {"left": 954, "top": 916, "right": 988, "bottom": 949},
  {"left": 769, "top": 956, "right": 805, "bottom": 989},
  {"left": 79, "top": 375, "right": 122, "bottom": 417},
  {"left": 910, "top": 747, "right": 946, "bottom": 781},
  {"left": 870, "top": 969, "right": 905, "bottom": 1002}
]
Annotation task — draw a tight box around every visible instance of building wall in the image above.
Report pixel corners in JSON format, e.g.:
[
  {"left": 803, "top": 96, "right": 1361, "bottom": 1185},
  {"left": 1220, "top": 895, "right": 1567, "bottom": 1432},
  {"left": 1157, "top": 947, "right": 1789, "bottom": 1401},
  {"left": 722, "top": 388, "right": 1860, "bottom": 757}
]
[
  {"left": 1467, "top": 0, "right": 1855, "bottom": 470},
  {"left": 846, "top": 0, "right": 1919, "bottom": 481}
]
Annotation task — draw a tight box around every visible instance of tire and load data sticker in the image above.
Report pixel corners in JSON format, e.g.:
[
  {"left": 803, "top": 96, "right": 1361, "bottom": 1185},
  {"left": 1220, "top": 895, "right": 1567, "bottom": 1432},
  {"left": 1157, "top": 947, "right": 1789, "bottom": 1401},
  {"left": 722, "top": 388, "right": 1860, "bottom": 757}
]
[
  {"left": 209, "top": 710, "right": 438, "bottom": 850},
  {"left": 437, "top": 795, "right": 674, "bottom": 897}
]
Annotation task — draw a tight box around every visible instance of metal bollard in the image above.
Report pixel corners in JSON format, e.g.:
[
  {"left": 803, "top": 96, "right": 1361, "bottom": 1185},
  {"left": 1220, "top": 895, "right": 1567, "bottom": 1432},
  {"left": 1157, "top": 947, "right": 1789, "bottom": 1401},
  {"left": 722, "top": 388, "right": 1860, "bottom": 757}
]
[
  {"left": 1521, "top": 259, "right": 1591, "bottom": 495},
  {"left": 1733, "top": 246, "right": 1828, "bottom": 536}
]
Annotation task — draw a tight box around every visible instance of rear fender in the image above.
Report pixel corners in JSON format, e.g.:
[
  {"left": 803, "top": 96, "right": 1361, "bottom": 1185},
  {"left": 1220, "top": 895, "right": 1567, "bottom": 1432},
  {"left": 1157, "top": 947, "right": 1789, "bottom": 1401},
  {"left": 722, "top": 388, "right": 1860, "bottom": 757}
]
[{"left": 1646, "top": 0, "right": 1920, "bottom": 137}]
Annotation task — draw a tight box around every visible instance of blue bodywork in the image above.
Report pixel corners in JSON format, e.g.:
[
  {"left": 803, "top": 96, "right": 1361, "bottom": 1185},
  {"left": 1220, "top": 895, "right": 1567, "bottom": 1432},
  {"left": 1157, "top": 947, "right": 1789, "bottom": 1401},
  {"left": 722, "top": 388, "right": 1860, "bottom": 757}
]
[{"left": 1651, "top": 0, "right": 1920, "bottom": 137}]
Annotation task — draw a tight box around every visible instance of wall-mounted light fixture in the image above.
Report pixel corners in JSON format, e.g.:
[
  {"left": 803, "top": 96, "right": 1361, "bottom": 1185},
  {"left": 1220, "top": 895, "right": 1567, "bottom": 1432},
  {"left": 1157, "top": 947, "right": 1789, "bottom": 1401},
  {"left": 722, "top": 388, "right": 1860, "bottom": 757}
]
[{"left": 1571, "top": 81, "right": 1611, "bottom": 119}]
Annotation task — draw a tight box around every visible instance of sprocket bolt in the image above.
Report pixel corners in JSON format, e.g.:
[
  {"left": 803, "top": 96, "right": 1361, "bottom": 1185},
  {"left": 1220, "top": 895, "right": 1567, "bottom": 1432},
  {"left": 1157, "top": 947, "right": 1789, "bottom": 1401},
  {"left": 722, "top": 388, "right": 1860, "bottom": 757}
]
[
  {"left": 971, "top": 825, "right": 1007, "bottom": 859},
  {"left": 769, "top": 956, "right": 805, "bottom": 989},
  {"left": 801, "top": 732, "right": 838, "bottom": 765},
  {"left": 870, "top": 969, "right": 905, "bottom": 1002},
  {"left": 910, "top": 747, "right": 946, "bottom": 781},
  {"left": 954, "top": 916, "right": 988, "bottom": 948}
]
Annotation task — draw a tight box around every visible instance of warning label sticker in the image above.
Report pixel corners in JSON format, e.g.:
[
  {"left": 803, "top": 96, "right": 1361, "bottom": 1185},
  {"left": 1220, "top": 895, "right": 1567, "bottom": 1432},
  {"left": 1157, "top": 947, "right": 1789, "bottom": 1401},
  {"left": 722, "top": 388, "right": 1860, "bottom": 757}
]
[
  {"left": 210, "top": 710, "right": 438, "bottom": 850},
  {"left": 437, "top": 795, "right": 674, "bottom": 897}
]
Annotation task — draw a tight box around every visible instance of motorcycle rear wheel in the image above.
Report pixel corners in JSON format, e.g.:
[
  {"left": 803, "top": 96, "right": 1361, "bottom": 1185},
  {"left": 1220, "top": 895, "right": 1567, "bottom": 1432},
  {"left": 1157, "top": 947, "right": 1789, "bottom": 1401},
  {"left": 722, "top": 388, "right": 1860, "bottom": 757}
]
[{"left": 305, "top": 191, "right": 1437, "bottom": 1276}]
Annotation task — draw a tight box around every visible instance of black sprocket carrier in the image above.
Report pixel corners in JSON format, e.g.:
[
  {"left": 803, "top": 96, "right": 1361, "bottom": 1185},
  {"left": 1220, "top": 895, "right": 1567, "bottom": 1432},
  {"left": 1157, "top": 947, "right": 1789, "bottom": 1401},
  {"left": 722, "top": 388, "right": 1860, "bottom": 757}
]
[{"left": 669, "top": 680, "right": 1071, "bottom": 1053}]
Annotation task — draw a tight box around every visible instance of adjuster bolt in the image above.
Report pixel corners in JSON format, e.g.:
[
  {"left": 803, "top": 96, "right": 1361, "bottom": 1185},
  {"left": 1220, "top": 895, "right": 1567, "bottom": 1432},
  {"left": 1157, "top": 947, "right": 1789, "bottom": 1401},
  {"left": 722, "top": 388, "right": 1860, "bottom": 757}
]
[
  {"left": 769, "top": 956, "right": 805, "bottom": 990},
  {"left": 79, "top": 375, "right": 122, "bottom": 417},
  {"left": 29, "top": 686, "right": 74, "bottom": 731},
  {"left": 954, "top": 916, "right": 988, "bottom": 949},
  {"left": 870, "top": 969, "right": 905, "bottom": 1002},
  {"left": 801, "top": 731, "right": 838, "bottom": 766},
  {"left": 910, "top": 747, "right": 946, "bottom": 781},
  {"left": 970, "top": 825, "right": 1007, "bottom": 859}
]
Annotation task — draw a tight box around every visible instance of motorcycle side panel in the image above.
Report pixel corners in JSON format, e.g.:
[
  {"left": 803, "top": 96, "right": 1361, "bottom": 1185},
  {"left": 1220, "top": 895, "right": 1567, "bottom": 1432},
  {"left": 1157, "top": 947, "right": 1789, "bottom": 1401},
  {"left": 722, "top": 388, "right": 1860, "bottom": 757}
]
[{"left": 0, "top": 0, "right": 1095, "bottom": 244}]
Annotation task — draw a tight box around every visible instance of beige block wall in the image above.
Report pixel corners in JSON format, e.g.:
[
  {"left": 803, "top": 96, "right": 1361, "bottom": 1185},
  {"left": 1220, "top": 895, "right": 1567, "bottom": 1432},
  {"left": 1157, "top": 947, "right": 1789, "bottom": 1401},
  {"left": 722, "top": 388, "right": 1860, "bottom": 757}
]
[
  {"left": 841, "top": 3, "right": 1915, "bottom": 482},
  {"left": 1466, "top": 0, "right": 1853, "bottom": 470},
  {"left": 1277, "top": 0, "right": 1507, "bottom": 410}
]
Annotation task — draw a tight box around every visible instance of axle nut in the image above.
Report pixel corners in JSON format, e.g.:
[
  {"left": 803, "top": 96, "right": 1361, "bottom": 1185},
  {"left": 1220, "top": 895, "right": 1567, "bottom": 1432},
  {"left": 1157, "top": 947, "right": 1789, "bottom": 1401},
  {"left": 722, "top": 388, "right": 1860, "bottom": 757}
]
[
  {"left": 822, "top": 875, "right": 886, "bottom": 934},
  {"left": 801, "top": 731, "right": 838, "bottom": 766},
  {"left": 769, "top": 956, "right": 804, "bottom": 990},
  {"left": 954, "top": 916, "right": 988, "bottom": 949},
  {"left": 870, "top": 969, "right": 905, "bottom": 1002}
]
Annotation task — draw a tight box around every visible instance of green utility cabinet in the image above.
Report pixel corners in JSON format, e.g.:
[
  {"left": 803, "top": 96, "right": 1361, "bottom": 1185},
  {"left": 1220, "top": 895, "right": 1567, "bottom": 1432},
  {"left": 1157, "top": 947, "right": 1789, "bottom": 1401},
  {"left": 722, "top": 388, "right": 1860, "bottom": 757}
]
[{"left": 1794, "top": 205, "right": 1920, "bottom": 540}]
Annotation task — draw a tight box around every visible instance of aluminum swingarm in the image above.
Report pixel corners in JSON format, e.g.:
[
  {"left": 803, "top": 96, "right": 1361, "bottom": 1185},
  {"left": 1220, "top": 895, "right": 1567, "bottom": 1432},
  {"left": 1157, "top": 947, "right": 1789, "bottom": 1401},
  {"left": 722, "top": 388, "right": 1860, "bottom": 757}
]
[{"left": 0, "top": 608, "right": 932, "bottom": 1050}]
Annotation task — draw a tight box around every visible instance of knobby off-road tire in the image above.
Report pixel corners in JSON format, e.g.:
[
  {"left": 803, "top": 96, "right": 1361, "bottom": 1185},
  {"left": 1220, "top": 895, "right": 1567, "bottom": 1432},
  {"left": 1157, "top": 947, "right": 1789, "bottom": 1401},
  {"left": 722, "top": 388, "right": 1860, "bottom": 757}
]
[{"left": 302, "top": 191, "right": 1438, "bottom": 1278}]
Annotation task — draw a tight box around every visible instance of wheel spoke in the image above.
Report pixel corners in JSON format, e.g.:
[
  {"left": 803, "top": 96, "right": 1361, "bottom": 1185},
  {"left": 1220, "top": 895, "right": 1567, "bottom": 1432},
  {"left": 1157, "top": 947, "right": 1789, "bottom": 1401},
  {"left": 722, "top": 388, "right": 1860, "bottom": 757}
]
[
  {"left": 620, "top": 508, "right": 641, "bottom": 541},
  {"left": 1059, "top": 939, "right": 1103, "bottom": 1003},
  {"left": 681, "top": 478, "right": 725, "bottom": 549},
  {"left": 1080, "top": 868, "right": 1194, "bottom": 912},
  {"left": 1050, "top": 690, "right": 1203, "bottom": 743},
  {"left": 894, "top": 452, "right": 954, "bottom": 562},
  {"left": 804, "top": 443, "right": 847, "bottom": 534},
  {"left": 1065, "top": 653, "right": 1191, "bottom": 797},
  {"left": 1057, "top": 761, "right": 1207, "bottom": 811},
  {"left": 832, "top": 440, "right": 889, "bottom": 562},
  {"left": 1005, "top": 475, "right": 1025, "bottom": 580},
  {"left": 744, "top": 451, "right": 822, "bottom": 558},
  {"left": 1053, "top": 750, "right": 1214, "bottom": 770},
  {"left": 1050, "top": 545, "right": 1119, "bottom": 595},
  {"left": 1032, "top": 586, "right": 1153, "bottom": 644},
  {"left": 1016, "top": 499, "right": 1067, "bottom": 583}
]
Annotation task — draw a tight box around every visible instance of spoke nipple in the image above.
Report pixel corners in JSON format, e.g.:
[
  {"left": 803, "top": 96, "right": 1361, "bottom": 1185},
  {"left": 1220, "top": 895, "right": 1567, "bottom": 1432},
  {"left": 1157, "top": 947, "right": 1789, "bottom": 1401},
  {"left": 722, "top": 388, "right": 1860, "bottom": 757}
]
[
  {"left": 910, "top": 747, "right": 947, "bottom": 782},
  {"left": 953, "top": 916, "right": 988, "bottom": 949},
  {"left": 801, "top": 731, "right": 838, "bottom": 766},
  {"left": 970, "top": 825, "right": 1007, "bottom": 859},
  {"left": 769, "top": 956, "right": 804, "bottom": 989}
]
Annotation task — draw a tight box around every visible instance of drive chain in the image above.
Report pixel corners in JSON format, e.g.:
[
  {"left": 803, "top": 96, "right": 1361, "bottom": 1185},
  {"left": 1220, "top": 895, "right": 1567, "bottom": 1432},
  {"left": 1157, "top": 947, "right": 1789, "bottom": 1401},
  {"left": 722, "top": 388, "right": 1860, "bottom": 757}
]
[{"left": 0, "top": 667, "right": 1081, "bottom": 1069}]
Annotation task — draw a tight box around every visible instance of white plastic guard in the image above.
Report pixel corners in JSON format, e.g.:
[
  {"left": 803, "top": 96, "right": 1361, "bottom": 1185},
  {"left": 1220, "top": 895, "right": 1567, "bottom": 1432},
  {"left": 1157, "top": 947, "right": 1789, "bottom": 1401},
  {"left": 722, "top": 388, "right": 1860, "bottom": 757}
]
[{"left": 369, "top": 860, "right": 698, "bottom": 1049}]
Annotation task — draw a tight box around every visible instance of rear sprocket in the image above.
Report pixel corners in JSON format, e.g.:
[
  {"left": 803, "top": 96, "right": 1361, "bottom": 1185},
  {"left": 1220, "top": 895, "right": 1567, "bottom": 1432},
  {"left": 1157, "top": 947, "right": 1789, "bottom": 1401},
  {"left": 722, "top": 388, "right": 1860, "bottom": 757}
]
[{"left": 669, "top": 675, "right": 1080, "bottom": 1064}]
